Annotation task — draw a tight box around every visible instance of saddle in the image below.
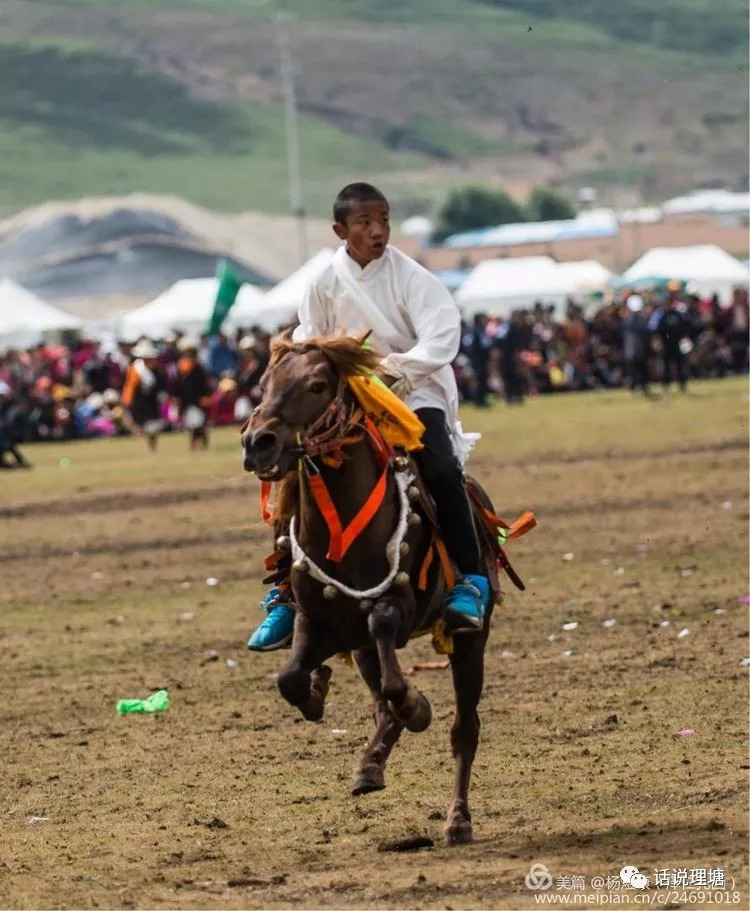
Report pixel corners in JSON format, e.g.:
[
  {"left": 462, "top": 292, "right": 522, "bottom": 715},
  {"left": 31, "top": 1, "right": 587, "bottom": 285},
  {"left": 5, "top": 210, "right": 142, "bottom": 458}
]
[{"left": 406, "top": 460, "right": 536, "bottom": 596}]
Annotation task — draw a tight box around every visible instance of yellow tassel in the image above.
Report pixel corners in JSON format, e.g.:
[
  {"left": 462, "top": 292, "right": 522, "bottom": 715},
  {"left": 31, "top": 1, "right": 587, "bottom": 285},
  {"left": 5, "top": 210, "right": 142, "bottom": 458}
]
[
  {"left": 346, "top": 375, "right": 425, "bottom": 451},
  {"left": 430, "top": 618, "right": 454, "bottom": 656}
]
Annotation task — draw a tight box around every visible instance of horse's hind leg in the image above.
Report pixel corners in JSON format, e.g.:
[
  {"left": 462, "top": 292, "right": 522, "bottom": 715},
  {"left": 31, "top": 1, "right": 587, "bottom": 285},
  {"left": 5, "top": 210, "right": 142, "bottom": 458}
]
[
  {"left": 445, "top": 631, "right": 487, "bottom": 845},
  {"left": 352, "top": 647, "right": 405, "bottom": 795},
  {"left": 369, "top": 598, "right": 432, "bottom": 734},
  {"left": 277, "top": 612, "right": 331, "bottom": 722}
]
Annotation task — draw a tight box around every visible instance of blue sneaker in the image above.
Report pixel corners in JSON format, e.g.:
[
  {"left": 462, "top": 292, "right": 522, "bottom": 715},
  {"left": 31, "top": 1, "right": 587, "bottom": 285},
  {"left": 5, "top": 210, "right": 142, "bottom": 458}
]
[
  {"left": 443, "top": 574, "right": 489, "bottom": 632},
  {"left": 247, "top": 587, "right": 295, "bottom": 651}
]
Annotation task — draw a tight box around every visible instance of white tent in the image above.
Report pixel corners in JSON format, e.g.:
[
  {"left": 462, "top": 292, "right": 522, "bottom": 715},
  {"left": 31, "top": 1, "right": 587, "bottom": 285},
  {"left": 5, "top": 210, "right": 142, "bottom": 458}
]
[
  {"left": 400, "top": 216, "right": 434, "bottom": 245},
  {"left": 620, "top": 244, "right": 749, "bottom": 304},
  {"left": 238, "top": 248, "right": 335, "bottom": 333},
  {"left": 554, "top": 260, "right": 614, "bottom": 293},
  {"left": 0, "top": 278, "right": 84, "bottom": 348},
  {"left": 662, "top": 190, "right": 750, "bottom": 217},
  {"left": 116, "top": 277, "right": 266, "bottom": 339},
  {"left": 456, "top": 256, "right": 580, "bottom": 318}
]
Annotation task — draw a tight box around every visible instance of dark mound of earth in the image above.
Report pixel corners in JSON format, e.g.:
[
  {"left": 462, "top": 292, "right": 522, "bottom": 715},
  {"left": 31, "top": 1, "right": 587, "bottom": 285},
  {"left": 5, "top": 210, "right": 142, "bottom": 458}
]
[{"left": 0, "top": 208, "right": 274, "bottom": 301}]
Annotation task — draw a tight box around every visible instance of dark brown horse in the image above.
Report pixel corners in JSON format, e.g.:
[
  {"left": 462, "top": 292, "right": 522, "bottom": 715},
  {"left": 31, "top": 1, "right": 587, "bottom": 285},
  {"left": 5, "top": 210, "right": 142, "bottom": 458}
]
[{"left": 242, "top": 334, "right": 506, "bottom": 844}]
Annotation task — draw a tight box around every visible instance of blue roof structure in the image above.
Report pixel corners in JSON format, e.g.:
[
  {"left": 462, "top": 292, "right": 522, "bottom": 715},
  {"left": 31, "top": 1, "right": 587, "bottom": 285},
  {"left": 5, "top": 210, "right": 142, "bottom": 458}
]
[{"left": 443, "top": 213, "right": 618, "bottom": 250}]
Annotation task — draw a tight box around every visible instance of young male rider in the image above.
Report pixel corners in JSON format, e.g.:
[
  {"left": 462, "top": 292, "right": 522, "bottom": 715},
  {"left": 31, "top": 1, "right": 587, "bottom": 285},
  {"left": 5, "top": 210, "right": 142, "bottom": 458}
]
[{"left": 248, "top": 182, "right": 489, "bottom": 650}]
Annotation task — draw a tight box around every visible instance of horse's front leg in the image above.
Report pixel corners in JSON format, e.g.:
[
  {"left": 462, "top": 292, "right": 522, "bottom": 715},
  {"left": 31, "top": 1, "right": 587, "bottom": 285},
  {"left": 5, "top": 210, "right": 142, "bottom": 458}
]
[
  {"left": 277, "top": 611, "right": 332, "bottom": 722},
  {"left": 352, "top": 646, "right": 405, "bottom": 795},
  {"left": 369, "top": 595, "right": 432, "bottom": 733}
]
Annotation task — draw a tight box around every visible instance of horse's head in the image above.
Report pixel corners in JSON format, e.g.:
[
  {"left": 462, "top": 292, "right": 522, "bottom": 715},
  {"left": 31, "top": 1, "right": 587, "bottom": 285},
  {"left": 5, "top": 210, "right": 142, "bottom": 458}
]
[{"left": 241, "top": 333, "right": 378, "bottom": 480}]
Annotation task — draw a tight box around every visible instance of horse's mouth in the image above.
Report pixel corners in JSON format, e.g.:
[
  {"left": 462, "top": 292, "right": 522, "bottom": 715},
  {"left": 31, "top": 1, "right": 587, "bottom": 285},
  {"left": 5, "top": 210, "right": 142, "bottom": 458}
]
[{"left": 254, "top": 464, "right": 282, "bottom": 481}]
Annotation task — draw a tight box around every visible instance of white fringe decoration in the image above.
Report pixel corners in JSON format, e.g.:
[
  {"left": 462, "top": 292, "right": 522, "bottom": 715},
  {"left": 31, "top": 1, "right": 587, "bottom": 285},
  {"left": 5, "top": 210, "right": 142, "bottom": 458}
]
[{"left": 289, "top": 471, "right": 413, "bottom": 601}]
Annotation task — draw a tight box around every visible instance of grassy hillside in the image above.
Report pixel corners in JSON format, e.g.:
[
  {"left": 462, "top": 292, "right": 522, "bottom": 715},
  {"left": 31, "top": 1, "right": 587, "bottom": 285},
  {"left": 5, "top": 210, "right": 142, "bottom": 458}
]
[{"left": 0, "top": 0, "right": 746, "bottom": 217}]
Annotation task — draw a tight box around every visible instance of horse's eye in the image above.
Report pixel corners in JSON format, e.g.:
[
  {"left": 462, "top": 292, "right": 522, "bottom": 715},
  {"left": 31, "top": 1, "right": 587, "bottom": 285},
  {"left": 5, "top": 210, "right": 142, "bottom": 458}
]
[{"left": 309, "top": 381, "right": 327, "bottom": 395}]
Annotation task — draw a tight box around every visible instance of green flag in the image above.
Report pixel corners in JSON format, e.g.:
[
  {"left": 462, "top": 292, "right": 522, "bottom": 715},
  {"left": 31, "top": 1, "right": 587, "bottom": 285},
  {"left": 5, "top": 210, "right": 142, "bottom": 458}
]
[{"left": 207, "top": 258, "right": 244, "bottom": 335}]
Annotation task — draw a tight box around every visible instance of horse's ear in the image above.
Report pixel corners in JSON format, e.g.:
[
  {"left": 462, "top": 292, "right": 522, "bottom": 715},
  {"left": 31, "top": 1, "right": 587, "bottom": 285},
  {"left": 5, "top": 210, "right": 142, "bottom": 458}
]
[{"left": 269, "top": 326, "right": 296, "bottom": 363}]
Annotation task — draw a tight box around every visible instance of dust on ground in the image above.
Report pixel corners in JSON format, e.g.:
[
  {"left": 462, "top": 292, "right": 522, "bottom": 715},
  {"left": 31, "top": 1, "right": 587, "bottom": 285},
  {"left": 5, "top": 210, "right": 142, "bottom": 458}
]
[{"left": 1, "top": 381, "right": 748, "bottom": 909}]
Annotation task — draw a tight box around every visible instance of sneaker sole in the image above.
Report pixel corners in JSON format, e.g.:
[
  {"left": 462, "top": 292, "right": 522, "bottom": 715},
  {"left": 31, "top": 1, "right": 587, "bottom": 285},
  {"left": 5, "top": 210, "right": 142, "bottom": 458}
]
[
  {"left": 247, "top": 632, "right": 293, "bottom": 652},
  {"left": 444, "top": 613, "right": 484, "bottom": 633}
]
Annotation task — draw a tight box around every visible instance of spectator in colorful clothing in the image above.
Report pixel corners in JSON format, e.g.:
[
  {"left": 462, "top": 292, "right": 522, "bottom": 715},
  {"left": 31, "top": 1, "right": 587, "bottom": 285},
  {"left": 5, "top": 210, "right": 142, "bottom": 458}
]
[
  {"left": 121, "top": 340, "right": 167, "bottom": 452},
  {"left": 174, "top": 338, "right": 212, "bottom": 450}
]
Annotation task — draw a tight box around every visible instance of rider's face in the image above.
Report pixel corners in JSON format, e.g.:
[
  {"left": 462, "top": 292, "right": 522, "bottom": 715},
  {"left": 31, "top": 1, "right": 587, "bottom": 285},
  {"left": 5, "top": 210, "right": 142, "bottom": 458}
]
[{"left": 334, "top": 200, "right": 390, "bottom": 268}]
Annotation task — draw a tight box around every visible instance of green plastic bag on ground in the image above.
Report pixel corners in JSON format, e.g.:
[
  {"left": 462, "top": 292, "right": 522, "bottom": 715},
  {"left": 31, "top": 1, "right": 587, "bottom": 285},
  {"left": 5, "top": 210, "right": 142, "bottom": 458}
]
[{"left": 116, "top": 689, "right": 169, "bottom": 715}]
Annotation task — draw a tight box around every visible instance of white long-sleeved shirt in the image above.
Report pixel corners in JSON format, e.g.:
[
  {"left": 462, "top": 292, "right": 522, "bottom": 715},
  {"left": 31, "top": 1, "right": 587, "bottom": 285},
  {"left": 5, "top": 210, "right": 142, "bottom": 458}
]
[{"left": 293, "top": 244, "right": 461, "bottom": 418}]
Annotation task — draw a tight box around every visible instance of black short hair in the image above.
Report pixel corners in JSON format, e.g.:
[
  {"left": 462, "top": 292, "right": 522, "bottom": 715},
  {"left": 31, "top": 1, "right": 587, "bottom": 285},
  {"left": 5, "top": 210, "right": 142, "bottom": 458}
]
[{"left": 333, "top": 182, "right": 389, "bottom": 224}]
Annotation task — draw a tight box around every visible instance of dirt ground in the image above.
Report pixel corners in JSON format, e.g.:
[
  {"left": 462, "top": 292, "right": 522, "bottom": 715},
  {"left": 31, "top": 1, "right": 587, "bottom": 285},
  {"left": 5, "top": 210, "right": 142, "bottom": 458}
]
[{"left": 1, "top": 380, "right": 748, "bottom": 910}]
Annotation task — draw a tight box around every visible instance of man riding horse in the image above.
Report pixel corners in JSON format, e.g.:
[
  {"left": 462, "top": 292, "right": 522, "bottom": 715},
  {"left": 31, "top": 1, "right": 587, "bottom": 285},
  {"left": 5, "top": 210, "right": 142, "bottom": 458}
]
[{"left": 247, "top": 182, "right": 490, "bottom": 651}]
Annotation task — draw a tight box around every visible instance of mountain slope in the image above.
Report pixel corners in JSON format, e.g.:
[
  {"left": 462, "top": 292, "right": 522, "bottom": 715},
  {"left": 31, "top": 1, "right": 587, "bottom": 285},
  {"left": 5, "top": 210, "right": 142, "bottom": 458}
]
[{"left": 0, "top": 0, "right": 746, "bottom": 216}]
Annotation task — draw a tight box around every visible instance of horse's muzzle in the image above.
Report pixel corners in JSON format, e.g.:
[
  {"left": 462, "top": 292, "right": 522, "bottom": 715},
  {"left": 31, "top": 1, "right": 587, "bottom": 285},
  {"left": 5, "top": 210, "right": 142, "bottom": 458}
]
[{"left": 243, "top": 429, "right": 283, "bottom": 475}]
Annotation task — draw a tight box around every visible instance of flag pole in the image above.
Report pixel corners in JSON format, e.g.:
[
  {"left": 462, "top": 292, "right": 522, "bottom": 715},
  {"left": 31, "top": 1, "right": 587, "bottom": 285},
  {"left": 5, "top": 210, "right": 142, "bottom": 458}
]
[{"left": 277, "top": 10, "right": 308, "bottom": 267}]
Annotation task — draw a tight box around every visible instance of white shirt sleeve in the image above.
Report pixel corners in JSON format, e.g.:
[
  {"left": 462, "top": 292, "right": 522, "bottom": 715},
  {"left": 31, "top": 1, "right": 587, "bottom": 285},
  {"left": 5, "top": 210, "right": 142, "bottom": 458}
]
[
  {"left": 380, "top": 269, "right": 461, "bottom": 392},
  {"left": 292, "top": 276, "right": 330, "bottom": 342}
]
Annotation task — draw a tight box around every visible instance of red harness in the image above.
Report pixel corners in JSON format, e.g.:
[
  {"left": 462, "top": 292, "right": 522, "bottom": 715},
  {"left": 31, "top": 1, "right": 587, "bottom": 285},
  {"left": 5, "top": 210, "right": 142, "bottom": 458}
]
[
  {"left": 306, "top": 415, "right": 391, "bottom": 562},
  {"left": 260, "top": 392, "right": 394, "bottom": 563}
]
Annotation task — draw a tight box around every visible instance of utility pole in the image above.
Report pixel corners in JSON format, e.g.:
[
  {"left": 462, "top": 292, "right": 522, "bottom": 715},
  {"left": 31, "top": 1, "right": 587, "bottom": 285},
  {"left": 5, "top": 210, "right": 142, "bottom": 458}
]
[{"left": 277, "top": 10, "right": 308, "bottom": 266}]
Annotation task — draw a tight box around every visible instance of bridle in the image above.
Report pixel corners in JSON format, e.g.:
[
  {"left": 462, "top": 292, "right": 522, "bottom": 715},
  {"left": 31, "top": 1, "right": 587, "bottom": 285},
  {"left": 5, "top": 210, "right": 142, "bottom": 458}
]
[{"left": 290, "top": 378, "right": 369, "bottom": 469}]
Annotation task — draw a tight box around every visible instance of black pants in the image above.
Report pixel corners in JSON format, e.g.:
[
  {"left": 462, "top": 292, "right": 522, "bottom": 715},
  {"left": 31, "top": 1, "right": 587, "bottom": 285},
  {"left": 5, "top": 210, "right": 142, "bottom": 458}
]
[
  {"left": 502, "top": 367, "right": 524, "bottom": 404},
  {"left": 627, "top": 357, "right": 650, "bottom": 393},
  {"left": 413, "top": 408, "right": 483, "bottom": 577},
  {"left": 473, "top": 360, "right": 490, "bottom": 407},
  {"left": 662, "top": 347, "right": 687, "bottom": 390}
]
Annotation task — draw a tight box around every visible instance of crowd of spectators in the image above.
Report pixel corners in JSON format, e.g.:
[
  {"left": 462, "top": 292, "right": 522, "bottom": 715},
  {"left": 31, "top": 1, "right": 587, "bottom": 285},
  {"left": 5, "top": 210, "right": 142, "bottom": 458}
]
[
  {"left": 0, "top": 285, "right": 747, "bottom": 466},
  {"left": 0, "top": 328, "right": 271, "bottom": 465},
  {"left": 457, "top": 286, "right": 749, "bottom": 405}
]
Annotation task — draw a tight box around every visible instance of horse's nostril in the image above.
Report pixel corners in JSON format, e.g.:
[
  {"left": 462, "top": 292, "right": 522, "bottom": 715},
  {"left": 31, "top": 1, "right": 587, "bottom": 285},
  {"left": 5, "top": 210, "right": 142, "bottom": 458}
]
[{"left": 251, "top": 430, "right": 278, "bottom": 453}]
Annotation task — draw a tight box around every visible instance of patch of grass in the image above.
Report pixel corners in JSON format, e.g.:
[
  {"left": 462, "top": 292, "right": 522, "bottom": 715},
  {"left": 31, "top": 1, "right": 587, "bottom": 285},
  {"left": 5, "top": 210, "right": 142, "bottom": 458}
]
[
  {"left": 2, "top": 378, "right": 746, "bottom": 503},
  {"left": 0, "top": 0, "right": 746, "bottom": 215},
  {"left": 0, "top": 41, "right": 423, "bottom": 214}
]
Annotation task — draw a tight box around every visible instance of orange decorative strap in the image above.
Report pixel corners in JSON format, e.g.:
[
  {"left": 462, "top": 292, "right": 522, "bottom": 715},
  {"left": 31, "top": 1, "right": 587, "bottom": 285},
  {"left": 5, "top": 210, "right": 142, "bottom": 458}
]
[
  {"left": 305, "top": 423, "right": 391, "bottom": 563},
  {"left": 433, "top": 536, "right": 456, "bottom": 592},
  {"left": 417, "top": 542, "right": 434, "bottom": 591},
  {"left": 478, "top": 503, "right": 537, "bottom": 541},
  {"left": 260, "top": 481, "right": 273, "bottom": 524},
  {"left": 507, "top": 510, "right": 537, "bottom": 539}
]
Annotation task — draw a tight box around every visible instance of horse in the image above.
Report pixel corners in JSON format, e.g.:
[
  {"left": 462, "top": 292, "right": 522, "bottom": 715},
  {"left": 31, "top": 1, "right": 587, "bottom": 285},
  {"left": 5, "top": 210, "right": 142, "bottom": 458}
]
[{"left": 242, "top": 333, "right": 513, "bottom": 845}]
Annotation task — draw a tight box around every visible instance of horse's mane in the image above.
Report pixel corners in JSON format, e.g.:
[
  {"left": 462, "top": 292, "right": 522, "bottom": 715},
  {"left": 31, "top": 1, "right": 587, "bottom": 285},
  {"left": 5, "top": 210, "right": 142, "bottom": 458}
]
[{"left": 268, "top": 331, "right": 381, "bottom": 377}]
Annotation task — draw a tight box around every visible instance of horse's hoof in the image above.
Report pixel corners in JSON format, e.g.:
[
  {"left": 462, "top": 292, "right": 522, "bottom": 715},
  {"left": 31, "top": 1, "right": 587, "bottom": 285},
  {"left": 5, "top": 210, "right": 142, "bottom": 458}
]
[
  {"left": 404, "top": 693, "right": 432, "bottom": 733},
  {"left": 444, "top": 819, "right": 474, "bottom": 845},
  {"left": 300, "top": 700, "right": 325, "bottom": 722},
  {"left": 352, "top": 766, "right": 385, "bottom": 796}
]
